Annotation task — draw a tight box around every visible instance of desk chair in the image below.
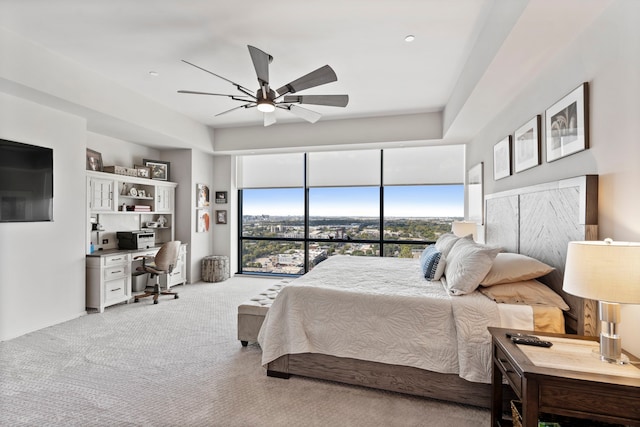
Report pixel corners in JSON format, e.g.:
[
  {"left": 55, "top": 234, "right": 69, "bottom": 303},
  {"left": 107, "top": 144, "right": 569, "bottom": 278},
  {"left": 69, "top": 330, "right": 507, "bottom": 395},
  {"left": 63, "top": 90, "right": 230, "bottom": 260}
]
[{"left": 134, "top": 240, "right": 181, "bottom": 305}]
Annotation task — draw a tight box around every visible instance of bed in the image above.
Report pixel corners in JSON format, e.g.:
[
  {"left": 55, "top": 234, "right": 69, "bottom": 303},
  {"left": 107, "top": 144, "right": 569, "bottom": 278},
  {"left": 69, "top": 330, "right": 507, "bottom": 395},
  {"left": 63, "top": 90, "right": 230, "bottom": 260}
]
[{"left": 258, "top": 175, "right": 599, "bottom": 408}]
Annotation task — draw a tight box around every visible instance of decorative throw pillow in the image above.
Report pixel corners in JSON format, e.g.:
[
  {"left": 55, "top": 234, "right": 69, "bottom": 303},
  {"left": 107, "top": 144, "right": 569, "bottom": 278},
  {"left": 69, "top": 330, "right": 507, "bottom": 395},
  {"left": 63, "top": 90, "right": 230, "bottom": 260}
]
[
  {"left": 420, "top": 245, "right": 446, "bottom": 281},
  {"left": 435, "top": 233, "right": 472, "bottom": 259},
  {"left": 444, "top": 238, "right": 501, "bottom": 295},
  {"left": 478, "top": 279, "right": 570, "bottom": 310},
  {"left": 480, "top": 253, "right": 554, "bottom": 286}
]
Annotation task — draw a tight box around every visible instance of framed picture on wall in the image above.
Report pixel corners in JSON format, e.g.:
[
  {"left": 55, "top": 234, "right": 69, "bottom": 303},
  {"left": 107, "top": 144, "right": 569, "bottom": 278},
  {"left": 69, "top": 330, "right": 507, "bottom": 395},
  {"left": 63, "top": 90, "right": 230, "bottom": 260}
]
[
  {"left": 215, "top": 210, "right": 227, "bottom": 224},
  {"left": 143, "top": 159, "right": 170, "bottom": 181},
  {"left": 467, "top": 162, "right": 484, "bottom": 224},
  {"left": 545, "top": 82, "right": 589, "bottom": 162},
  {"left": 196, "top": 209, "right": 210, "bottom": 233},
  {"left": 493, "top": 136, "right": 511, "bottom": 180},
  {"left": 215, "top": 191, "right": 228, "bottom": 204},
  {"left": 197, "top": 183, "right": 210, "bottom": 207},
  {"left": 86, "top": 148, "right": 103, "bottom": 172},
  {"left": 514, "top": 115, "right": 541, "bottom": 173}
]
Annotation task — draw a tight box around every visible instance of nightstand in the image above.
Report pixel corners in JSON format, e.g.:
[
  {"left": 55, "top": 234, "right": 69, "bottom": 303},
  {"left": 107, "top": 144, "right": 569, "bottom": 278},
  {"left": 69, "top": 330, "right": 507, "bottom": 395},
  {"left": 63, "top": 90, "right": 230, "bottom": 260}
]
[{"left": 489, "top": 327, "right": 640, "bottom": 427}]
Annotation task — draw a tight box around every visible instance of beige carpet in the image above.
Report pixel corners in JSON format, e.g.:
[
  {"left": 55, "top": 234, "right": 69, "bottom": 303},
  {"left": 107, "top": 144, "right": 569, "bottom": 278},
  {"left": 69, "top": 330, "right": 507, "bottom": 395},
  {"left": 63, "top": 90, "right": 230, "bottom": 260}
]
[{"left": 0, "top": 276, "right": 489, "bottom": 426}]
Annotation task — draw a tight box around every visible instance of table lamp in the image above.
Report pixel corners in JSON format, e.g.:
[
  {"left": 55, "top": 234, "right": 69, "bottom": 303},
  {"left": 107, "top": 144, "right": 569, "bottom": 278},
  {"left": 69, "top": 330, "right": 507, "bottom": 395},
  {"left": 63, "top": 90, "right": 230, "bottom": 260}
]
[
  {"left": 451, "top": 220, "right": 477, "bottom": 241},
  {"left": 563, "top": 239, "right": 640, "bottom": 364}
]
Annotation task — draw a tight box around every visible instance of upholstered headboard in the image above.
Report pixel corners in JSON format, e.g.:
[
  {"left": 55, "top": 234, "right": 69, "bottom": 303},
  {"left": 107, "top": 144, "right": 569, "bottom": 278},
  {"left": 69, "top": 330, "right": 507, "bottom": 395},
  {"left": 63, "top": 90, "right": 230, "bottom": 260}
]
[{"left": 484, "top": 175, "right": 598, "bottom": 336}]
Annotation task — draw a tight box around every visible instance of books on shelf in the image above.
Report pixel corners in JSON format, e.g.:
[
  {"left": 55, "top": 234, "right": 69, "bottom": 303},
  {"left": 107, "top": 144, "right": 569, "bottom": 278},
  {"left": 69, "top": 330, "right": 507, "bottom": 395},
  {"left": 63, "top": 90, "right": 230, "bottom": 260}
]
[{"left": 125, "top": 205, "right": 151, "bottom": 212}]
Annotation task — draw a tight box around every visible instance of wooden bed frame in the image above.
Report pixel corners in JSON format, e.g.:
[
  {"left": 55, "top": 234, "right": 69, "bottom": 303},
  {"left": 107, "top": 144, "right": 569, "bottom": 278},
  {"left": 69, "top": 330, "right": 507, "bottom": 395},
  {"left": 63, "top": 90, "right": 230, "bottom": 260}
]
[{"left": 265, "top": 175, "right": 599, "bottom": 408}]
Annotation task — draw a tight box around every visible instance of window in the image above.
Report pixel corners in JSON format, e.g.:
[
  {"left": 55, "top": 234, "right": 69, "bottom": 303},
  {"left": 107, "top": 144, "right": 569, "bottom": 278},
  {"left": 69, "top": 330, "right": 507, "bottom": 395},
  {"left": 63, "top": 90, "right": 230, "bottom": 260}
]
[{"left": 238, "top": 146, "right": 465, "bottom": 275}]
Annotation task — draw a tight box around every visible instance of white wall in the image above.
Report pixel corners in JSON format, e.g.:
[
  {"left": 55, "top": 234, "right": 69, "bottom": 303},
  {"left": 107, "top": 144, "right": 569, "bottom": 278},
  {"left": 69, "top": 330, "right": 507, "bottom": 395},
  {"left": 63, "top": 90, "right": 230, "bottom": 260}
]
[
  {"left": 0, "top": 92, "right": 86, "bottom": 341},
  {"left": 466, "top": 0, "right": 640, "bottom": 355},
  {"left": 212, "top": 156, "right": 234, "bottom": 269}
]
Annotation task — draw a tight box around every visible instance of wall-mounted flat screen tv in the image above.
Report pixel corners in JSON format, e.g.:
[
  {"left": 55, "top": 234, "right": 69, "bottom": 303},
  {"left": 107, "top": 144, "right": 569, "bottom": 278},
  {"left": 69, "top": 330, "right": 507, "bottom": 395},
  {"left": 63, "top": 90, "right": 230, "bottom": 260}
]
[{"left": 0, "top": 139, "right": 53, "bottom": 222}]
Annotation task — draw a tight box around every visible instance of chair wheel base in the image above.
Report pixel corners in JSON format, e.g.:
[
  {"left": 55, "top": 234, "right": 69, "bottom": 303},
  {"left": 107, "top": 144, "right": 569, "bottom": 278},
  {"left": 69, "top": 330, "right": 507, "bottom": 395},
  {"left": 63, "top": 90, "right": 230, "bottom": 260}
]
[
  {"left": 174, "top": 294, "right": 179, "bottom": 299},
  {"left": 134, "top": 298, "right": 139, "bottom": 303},
  {"left": 153, "top": 300, "right": 159, "bottom": 304}
]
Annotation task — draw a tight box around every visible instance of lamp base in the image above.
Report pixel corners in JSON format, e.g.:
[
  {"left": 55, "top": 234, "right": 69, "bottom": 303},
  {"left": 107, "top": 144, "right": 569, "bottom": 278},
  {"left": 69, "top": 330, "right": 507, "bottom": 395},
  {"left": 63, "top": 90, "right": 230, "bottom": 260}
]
[{"left": 598, "top": 301, "right": 627, "bottom": 364}]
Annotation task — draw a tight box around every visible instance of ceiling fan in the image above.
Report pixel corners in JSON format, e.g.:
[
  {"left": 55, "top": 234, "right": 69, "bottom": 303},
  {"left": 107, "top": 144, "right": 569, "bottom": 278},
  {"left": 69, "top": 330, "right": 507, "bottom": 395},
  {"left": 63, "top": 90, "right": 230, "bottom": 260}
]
[{"left": 178, "top": 45, "right": 349, "bottom": 127}]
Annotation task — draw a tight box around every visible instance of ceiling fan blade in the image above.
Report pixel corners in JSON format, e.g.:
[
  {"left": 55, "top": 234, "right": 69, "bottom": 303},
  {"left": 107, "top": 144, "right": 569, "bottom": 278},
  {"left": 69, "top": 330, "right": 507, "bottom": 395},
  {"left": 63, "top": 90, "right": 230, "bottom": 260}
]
[
  {"left": 275, "top": 65, "right": 337, "bottom": 96},
  {"left": 178, "top": 90, "right": 250, "bottom": 99},
  {"left": 287, "top": 105, "right": 322, "bottom": 123},
  {"left": 283, "top": 94, "right": 349, "bottom": 107},
  {"left": 264, "top": 112, "right": 277, "bottom": 127},
  {"left": 181, "top": 59, "right": 254, "bottom": 95},
  {"left": 248, "top": 45, "right": 272, "bottom": 86},
  {"left": 215, "top": 103, "right": 253, "bottom": 117}
]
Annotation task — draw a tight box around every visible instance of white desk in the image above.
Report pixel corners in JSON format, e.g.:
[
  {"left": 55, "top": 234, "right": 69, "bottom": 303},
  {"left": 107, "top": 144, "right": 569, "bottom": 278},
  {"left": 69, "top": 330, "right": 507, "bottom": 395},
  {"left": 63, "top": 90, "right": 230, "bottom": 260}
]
[{"left": 86, "top": 244, "right": 187, "bottom": 312}]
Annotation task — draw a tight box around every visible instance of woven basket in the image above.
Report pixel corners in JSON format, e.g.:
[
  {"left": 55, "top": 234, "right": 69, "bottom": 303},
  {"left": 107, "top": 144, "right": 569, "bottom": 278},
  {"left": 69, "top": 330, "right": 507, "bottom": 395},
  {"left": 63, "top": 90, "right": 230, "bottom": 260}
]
[{"left": 510, "top": 400, "right": 523, "bottom": 427}]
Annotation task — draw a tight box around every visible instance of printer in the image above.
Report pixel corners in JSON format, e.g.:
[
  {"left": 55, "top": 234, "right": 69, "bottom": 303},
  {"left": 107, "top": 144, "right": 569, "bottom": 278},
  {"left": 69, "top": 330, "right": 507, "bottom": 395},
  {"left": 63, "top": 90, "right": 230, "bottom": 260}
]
[{"left": 116, "top": 231, "right": 156, "bottom": 250}]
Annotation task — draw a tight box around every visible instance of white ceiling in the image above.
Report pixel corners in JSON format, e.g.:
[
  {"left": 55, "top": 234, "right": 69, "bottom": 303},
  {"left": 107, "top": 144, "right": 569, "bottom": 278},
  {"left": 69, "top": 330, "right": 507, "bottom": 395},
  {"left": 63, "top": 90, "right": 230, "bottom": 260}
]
[{"left": 0, "top": 0, "right": 612, "bottom": 145}]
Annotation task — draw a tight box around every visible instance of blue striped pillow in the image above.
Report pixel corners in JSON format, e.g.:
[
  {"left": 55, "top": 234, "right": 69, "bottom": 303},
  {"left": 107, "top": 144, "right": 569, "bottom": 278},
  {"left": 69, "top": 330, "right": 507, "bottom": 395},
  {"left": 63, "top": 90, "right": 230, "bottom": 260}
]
[{"left": 420, "top": 245, "right": 446, "bottom": 281}]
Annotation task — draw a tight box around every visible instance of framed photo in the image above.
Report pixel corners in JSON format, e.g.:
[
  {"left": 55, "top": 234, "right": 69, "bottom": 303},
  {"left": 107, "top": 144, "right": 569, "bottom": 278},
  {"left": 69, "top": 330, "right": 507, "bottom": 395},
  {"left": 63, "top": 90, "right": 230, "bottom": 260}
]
[
  {"left": 215, "top": 191, "right": 228, "bottom": 204},
  {"left": 143, "top": 159, "right": 170, "bottom": 181},
  {"left": 493, "top": 136, "right": 512, "bottom": 180},
  {"left": 197, "top": 184, "right": 210, "bottom": 207},
  {"left": 514, "top": 115, "right": 541, "bottom": 173},
  {"left": 215, "top": 210, "right": 227, "bottom": 224},
  {"left": 134, "top": 165, "right": 151, "bottom": 179},
  {"left": 467, "top": 162, "right": 484, "bottom": 225},
  {"left": 138, "top": 189, "right": 146, "bottom": 198},
  {"left": 545, "top": 82, "right": 589, "bottom": 162},
  {"left": 196, "top": 209, "right": 210, "bottom": 233},
  {"left": 86, "top": 148, "right": 103, "bottom": 171}
]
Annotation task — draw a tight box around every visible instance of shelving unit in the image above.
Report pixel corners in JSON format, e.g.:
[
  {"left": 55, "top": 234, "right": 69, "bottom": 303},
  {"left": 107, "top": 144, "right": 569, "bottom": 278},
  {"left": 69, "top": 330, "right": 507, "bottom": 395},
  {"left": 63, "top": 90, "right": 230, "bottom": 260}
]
[
  {"left": 85, "top": 170, "right": 185, "bottom": 312},
  {"left": 86, "top": 170, "right": 177, "bottom": 251}
]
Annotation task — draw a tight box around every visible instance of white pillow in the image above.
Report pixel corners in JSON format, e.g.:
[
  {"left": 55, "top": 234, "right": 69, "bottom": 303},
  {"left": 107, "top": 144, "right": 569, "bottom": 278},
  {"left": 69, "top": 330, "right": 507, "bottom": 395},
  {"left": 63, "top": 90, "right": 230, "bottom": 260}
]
[
  {"left": 445, "top": 238, "right": 501, "bottom": 295},
  {"left": 435, "top": 233, "right": 472, "bottom": 259},
  {"left": 478, "top": 279, "right": 570, "bottom": 310},
  {"left": 481, "top": 253, "right": 554, "bottom": 286}
]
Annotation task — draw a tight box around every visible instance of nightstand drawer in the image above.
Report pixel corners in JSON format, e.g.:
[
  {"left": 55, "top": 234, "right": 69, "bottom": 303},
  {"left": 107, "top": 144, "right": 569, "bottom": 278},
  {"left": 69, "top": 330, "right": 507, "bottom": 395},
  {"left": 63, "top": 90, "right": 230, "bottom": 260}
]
[
  {"left": 540, "top": 380, "right": 640, "bottom": 423},
  {"left": 495, "top": 346, "right": 522, "bottom": 396}
]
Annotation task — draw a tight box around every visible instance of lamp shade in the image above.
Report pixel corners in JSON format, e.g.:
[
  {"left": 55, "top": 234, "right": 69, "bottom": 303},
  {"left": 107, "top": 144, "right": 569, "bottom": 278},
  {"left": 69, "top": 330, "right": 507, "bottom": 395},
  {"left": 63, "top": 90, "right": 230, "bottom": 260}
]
[
  {"left": 451, "top": 221, "right": 477, "bottom": 241},
  {"left": 563, "top": 240, "right": 640, "bottom": 304}
]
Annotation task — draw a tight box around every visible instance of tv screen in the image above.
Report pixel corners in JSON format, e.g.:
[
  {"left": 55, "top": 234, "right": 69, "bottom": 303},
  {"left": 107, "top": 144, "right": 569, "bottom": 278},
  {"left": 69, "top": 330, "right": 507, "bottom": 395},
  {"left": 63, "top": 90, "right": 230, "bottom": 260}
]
[{"left": 0, "top": 139, "right": 53, "bottom": 222}]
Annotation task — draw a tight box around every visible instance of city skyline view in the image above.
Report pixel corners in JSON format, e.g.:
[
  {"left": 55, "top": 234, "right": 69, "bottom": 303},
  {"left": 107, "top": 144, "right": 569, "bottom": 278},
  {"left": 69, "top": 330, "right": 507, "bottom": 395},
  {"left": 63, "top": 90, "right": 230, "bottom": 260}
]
[{"left": 242, "top": 185, "right": 464, "bottom": 218}]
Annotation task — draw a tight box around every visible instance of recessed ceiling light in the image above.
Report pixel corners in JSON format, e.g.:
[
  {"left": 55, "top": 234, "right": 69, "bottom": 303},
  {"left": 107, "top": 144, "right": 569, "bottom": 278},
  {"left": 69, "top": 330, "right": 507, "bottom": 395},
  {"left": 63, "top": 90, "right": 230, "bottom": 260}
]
[
  {"left": 149, "top": 71, "right": 160, "bottom": 77},
  {"left": 404, "top": 35, "right": 415, "bottom": 42}
]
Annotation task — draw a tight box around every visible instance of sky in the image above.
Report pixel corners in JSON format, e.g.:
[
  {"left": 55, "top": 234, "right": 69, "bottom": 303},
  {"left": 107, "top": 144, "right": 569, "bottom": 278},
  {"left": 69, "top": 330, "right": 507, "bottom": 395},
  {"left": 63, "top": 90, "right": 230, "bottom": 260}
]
[{"left": 242, "top": 185, "right": 464, "bottom": 217}]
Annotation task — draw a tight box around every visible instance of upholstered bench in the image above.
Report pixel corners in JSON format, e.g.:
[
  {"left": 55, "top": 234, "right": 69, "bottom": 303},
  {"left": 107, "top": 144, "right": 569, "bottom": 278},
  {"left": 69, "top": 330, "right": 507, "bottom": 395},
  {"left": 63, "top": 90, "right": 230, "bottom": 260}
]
[{"left": 237, "top": 280, "right": 290, "bottom": 346}]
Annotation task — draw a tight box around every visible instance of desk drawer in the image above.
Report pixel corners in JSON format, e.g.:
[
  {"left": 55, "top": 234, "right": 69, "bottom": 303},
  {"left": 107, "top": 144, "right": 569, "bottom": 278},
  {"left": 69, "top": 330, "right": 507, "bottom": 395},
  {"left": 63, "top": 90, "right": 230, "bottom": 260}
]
[
  {"left": 105, "top": 277, "right": 126, "bottom": 302},
  {"left": 104, "top": 265, "right": 127, "bottom": 281},
  {"left": 103, "top": 254, "right": 128, "bottom": 268},
  {"left": 495, "top": 346, "right": 522, "bottom": 396}
]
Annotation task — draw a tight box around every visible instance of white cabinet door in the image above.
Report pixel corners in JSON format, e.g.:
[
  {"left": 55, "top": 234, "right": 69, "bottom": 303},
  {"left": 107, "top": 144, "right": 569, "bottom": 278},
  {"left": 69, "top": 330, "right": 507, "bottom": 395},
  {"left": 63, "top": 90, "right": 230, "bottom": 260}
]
[
  {"left": 89, "top": 178, "right": 115, "bottom": 211},
  {"left": 155, "top": 185, "right": 173, "bottom": 213}
]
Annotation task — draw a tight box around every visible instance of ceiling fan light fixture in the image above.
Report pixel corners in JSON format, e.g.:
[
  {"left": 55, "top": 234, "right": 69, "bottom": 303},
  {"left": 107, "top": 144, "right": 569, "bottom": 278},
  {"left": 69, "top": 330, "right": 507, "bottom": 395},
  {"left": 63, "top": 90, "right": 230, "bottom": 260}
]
[{"left": 257, "top": 99, "right": 275, "bottom": 113}]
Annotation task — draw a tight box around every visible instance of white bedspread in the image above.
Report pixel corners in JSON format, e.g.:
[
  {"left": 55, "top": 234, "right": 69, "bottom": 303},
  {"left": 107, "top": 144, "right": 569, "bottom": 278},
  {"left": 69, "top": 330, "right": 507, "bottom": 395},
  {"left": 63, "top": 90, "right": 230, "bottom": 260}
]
[{"left": 258, "top": 255, "right": 504, "bottom": 383}]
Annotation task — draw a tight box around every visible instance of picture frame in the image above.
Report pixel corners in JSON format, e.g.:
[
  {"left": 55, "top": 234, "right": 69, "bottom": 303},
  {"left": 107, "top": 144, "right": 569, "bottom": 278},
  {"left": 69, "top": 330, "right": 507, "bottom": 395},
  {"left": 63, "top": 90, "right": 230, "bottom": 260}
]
[
  {"left": 493, "top": 136, "right": 512, "bottom": 180},
  {"left": 467, "top": 162, "right": 484, "bottom": 225},
  {"left": 215, "top": 191, "right": 228, "bottom": 204},
  {"left": 514, "top": 115, "right": 541, "bottom": 173},
  {"left": 134, "top": 165, "right": 151, "bottom": 179},
  {"left": 196, "top": 209, "right": 210, "bottom": 233},
  {"left": 197, "top": 183, "right": 210, "bottom": 207},
  {"left": 86, "top": 148, "right": 103, "bottom": 172},
  {"left": 215, "top": 210, "right": 227, "bottom": 224},
  {"left": 138, "top": 189, "right": 146, "bottom": 198},
  {"left": 143, "top": 159, "right": 170, "bottom": 181},
  {"left": 545, "top": 82, "right": 589, "bottom": 162}
]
